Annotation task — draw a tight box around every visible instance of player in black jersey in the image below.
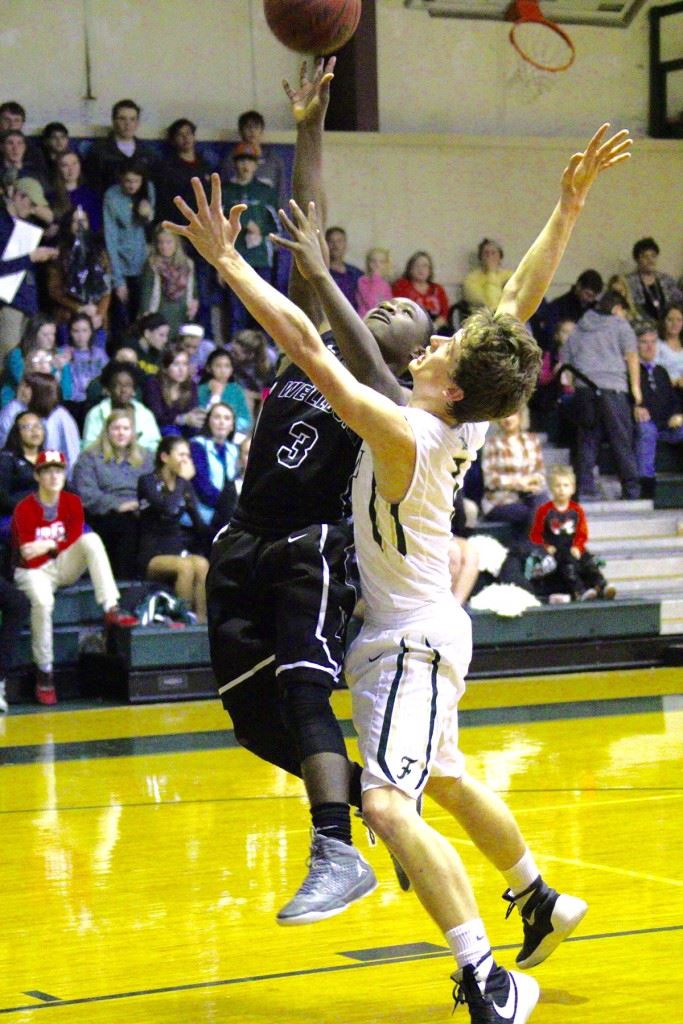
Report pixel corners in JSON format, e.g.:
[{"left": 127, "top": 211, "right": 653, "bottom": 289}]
[{"left": 204, "top": 61, "right": 432, "bottom": 925}]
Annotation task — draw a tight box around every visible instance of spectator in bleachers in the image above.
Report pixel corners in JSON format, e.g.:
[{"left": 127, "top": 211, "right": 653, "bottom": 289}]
[
  {"left": 197, "top": 347, "right": 252, "bottom": 437},
  {"left": 481, "top": 408, "right": 549, "bottom": 543},
  {"left": 223, "top": 109, "right": 286, "bottom": 207},
  {"left": 221, "top": 143, "right": 279, "bottom": 335},
  {"left": 137, "top": 435, "right": 209, "bottom": 621},
  {"left": 356, "top": 247, "right": 393, "bottom": 319},
  {"left": 0, "top": 372, "right": 79, "bottom": 472},
  {"left": 73, "top": 407, "right": 153, "bottom": 579},
  {"left": 462, "top": 238, "right": 512, "bottom": 312},
  {"left": 0, "top": 410, "right": 44, "bottom": 545},
  {"left": 226, "top": 328, "right": 276, "bottom": 414},
  {"left": 0, "top": 578, "right": 29, "bottom": 712},
  {"left": 82, "top": 360, "right": 160, "bottom": 452},
  {"left": 85, "top": 99, "right": 158, "bottom": 194},
  {"left": 46, "top": 206, "right": 111, "bottom": 334},
  {"left": 12, "top": 448, "right": 135, "bottom": 706},
  {"left": 103, "top": 159, "right": 155, "bottom": 335},
  {"left": 129, "top": 312, "right": 170, "bottom": 376},
  {"left": 155, "top": 118, "right": 212, "bottom": 225},
  {"left": 606, "top": 273, "right": 638, "bottom": 322},
  {"left": 0, "top": 102, "right": 47, "bottom": 179},
  {"left": 9, "top": 177, "right": 54, "bottom": 233},
  {"left": 1, "top": 313, "right": 59, "bottom": 405},
  {"left": 40, "top": 122, "right": 70, "bottom": 190},
  {"left": 84, "top": 338, "right": 140, "bottom": 408},
  {"left": 50, "top": 150, "right": 103, "bottom": 234},
  {"left": 529, "top": 464, "right": 616, "bottom": 601},
  {"left": 1, "top": 131, "right": 48, "bottom": 189},
  {"left": 0, "top": 184, "right": 58, "bottom": 369},
  {"left": 139, "top": 226, "right": 198, "bottom": 337},
  {"left": 531, "top": 269, "right": 603, "bottom": 352},
  {"left": 58, "top": 313, "right": 108, "bottom": 426},
  {"left": 190, "top": 402, "right": 240, "bottom": 529},
  {"left": 325, "top": 225, "right": 363, "bottom": 311},
  {"left": 178, "top": 323, "right": 214, "bottom": 382},
  {"left": 626, "top": 237, "right": 683, "bottom": 322},
  {"left": 562, "top": 289, "right": 641, "bottom": 500},
  {"left": 633, "top": 320, "right": 683, "bottom": 499},
  {"left": 141, "top": 344, "right": 205, "bottom": 438},
  {"left": 392, "top": 250, "right": 449, "bottom": 330},
  {"left": 655, "top": 303, "right": 683, "bottom": 386}
]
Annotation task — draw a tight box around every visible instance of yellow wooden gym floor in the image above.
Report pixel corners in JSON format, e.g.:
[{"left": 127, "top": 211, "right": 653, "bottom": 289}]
[{"left": 1, "top": 667, "right": 681, "bottom": 1022}]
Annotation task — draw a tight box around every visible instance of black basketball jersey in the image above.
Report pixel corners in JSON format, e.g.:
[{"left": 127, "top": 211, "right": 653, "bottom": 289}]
[{"left": 231, "top": 333, "right": 361, "bottom": 537}]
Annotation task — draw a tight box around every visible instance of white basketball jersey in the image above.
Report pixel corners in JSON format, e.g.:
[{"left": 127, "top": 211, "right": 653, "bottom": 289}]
[{"left": 352, "top": 407, "right": 487, "bottom": 624}]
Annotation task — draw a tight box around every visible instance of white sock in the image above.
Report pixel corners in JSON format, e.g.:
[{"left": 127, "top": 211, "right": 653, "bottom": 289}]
[
  {"left": 446, "top": 918, "right": 490, "bottom": 970},
  {"left": 503, "top": 849, "right": 540, "bottom": 897}
]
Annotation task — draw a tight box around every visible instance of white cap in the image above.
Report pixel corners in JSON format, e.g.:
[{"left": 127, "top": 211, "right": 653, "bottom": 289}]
[{"left": 179, "top": 323, "right": 204, "bottom": 338}]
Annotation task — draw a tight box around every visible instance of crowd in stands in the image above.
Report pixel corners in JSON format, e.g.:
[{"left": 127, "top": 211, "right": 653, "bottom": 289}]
[{"left": 1, "top": 94, "right": 683, "bottom": 711}]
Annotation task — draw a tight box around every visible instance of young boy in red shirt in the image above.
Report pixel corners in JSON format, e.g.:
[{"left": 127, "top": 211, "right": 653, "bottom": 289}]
[
  {"left": 12, "top": 449, "right": 136, "bottom": 705},
  {"left": 529, "top": 464, "right": 616, "bottom": 601}
]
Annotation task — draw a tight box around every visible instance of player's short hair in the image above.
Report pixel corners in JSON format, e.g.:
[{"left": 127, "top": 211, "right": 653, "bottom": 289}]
[
  {"left": 632, "top": 236, "right": 659, "bottom": 262},
  {"left": 549, "top": 463, "right": 575, "bottom": 486},
  {"left": 112, "top": 98, "right": 141, "bottom": 120},
  {"left": 448, "top": 309, "right": 542, "bottom": 424},
  {"left": 238, "top": 109, "right": 265, "bottom": 133}
]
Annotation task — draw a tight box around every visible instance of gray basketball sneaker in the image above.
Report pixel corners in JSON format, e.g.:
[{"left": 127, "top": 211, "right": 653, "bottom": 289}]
[{"left": 276, "top": 831, "right": 377, "bottom": 926}]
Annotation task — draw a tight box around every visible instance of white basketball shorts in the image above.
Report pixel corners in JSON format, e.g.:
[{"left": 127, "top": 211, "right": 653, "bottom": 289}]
[{"left": 345, "top": 606, "right": 472, "bottom": 798}]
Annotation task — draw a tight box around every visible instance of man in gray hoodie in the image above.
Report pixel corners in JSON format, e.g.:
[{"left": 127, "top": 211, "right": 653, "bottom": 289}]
[{"left": 562, "top": 289, "right": 641, "bottom": 499}]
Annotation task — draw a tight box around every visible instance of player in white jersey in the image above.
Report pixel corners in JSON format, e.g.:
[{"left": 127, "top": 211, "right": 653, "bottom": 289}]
[{"left": 164, "top": 122, "right": 632, "bottom": 1024}]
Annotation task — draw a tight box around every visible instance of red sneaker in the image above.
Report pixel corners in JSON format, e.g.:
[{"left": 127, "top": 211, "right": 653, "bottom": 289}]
[
  {"left": 35, "top": 668, "right": 57, "bottom": 706},
  {"left": 104, "top": 607, "right": 139, "bottom": 628}
]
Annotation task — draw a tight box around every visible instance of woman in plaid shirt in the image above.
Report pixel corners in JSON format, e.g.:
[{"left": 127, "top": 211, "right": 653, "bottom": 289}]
[{"left": 481, "top": 409, "right": 549, "bottom": 542}]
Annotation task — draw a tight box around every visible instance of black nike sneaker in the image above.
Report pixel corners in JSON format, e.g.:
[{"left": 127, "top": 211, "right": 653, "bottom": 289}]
[
  {"left": 503, "top": 877, "right": 588, "bottom": 969},
  {"left": 452, "top": 960, "right": 539, "bottom": 1023}
]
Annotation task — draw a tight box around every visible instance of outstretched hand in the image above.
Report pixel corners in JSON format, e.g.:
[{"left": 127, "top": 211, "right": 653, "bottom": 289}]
[
  {"left": 162, "top": 173, "right": 245, "bottom": 268},
  {"left": 561, "top": 124, "right": 632, "bottom": 210},
  {"left": 270, "top": 199, "right": 328, "bottom": 281},
  {"left": 283, "top": 57, "right": 336, "bottom": 128}
]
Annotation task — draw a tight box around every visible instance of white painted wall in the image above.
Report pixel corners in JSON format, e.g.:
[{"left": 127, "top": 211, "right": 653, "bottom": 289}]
[{"left": 1, "top": 0, "right": 680, "bottom": 295}]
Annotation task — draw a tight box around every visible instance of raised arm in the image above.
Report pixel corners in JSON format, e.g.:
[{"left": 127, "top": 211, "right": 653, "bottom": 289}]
[
  {"left": 163, "top": 176, "right": 415, "bottom": 497},
  {"left": 284, "top": 57, "right": 335, "bottom": 324},
  {"left": 497, "top": 124, "right": 632, "bottom": 324},
  {"left": 273, "top": 199, "right": 407, "bottom": 405}
]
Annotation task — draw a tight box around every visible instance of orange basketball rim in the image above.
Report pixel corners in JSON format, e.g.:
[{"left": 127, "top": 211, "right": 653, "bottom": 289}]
[{"left": 505, "top": 0, "right": 576, "bottom": 73}]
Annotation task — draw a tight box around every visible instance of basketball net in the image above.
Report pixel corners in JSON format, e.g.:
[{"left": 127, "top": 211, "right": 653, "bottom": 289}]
[{"left": 504, "top": 0, "right": 575, "bottom": 99}]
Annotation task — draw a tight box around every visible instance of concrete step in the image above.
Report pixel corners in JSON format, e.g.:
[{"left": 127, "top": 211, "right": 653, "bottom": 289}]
[
  {"left": 592, "top": 536, "right": 683, "bottom": 555},
  {"left": 607, "top": 577, "right": 683, "bottom": 596},
  {"left": 661, "top": 597, "right": 683, "bottom": 636},
  {"left": 604, "top": 555, "right": 683, "bottom": 580},
  {"left": 588, "top": 513, "right": 682, "bottom": 540},
  {"left": 582, "top": 499, "right": 653, "bottom": 517}
]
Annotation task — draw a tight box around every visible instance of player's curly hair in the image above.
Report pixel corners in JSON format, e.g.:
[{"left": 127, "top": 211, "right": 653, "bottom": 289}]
[{"left": 446, "top": 309, "right": 541, "bottom": 424}]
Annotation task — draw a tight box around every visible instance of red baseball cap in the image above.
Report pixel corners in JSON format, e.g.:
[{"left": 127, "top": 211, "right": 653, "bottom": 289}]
[
  {"left": 232, "top": 142, "right": 260, "bottom": 160},
  {"left": 35, "top": 450, "right": 67, "bottom": 470}
]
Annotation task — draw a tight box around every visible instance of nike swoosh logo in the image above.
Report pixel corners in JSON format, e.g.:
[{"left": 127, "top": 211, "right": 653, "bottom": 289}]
[
  {"left": 288, "top": 532, "right": 309, "bottom": 544},
  {"left": 368, "top": 653, "right": 383, "bottom": 663},
  {"left": 492, "top": 975, "right": 518, "bottom": 1020}
]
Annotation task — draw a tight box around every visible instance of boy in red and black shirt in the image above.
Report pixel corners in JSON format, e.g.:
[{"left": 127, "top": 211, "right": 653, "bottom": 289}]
[
  {"left": 12, "top": 450, "right": 135, "bottom": 705},
  {"left": 529, "top": 464, "right": 616, "bottom": 601}
]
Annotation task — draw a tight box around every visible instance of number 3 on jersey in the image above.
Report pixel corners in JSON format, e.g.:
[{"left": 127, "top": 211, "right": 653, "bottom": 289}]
[{"left": 277, "top": 420, "right": 319, "bottom": 468}]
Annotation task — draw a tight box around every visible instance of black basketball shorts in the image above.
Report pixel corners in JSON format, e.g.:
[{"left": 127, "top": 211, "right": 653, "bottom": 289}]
[{"left": 207, "top": 521, "right": 357, "bottom": 701}]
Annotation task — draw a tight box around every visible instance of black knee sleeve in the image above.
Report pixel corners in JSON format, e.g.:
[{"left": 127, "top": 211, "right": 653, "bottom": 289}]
[
  {"left": 281, "top": 679, "right": 347, "bottom": 761},
  {"left": 221, "top": 684, "right": 302, "bottom": 778}
]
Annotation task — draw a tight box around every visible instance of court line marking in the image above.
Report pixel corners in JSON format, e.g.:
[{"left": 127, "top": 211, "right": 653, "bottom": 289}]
[
  {"left": 0, "top": 924, "right": 680, "bottom": 1016},
  {"left": 2, "top": 693, "right": 677, "bottom": 766},
  {"left": 1, "top": 786, "right": 682, "bottom": 818}
]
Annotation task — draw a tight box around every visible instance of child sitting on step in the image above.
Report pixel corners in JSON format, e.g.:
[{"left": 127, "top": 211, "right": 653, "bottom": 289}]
[{"left": 529, "top": 464, "right": 616, "bottom": 602}]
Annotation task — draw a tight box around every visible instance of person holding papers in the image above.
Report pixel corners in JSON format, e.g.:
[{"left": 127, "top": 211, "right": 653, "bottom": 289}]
[{"left": 0, "top": 182, "right": 57, "bottom": 369}]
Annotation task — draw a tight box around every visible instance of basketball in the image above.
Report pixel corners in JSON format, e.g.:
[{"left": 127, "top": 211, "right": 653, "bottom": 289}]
[{"left": 263, "top": 0, "right": 361, "bottom": 55}]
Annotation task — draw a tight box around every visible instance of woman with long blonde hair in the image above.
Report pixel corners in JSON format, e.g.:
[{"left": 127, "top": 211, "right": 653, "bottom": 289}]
[
  {"left": 72, "top": 407, "right": 153, "bottom": 578},
  {"left": 140, "top": 225, "right": 198, "bottom": 337}
]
